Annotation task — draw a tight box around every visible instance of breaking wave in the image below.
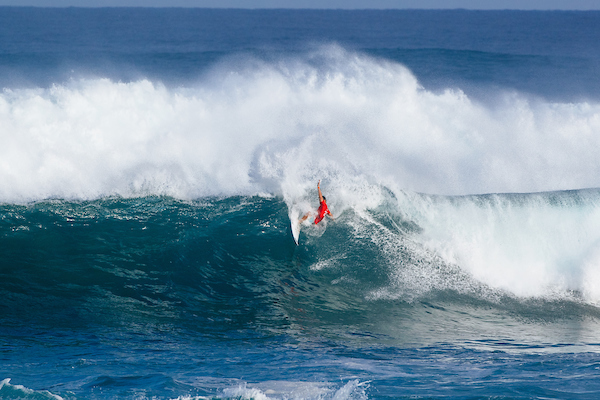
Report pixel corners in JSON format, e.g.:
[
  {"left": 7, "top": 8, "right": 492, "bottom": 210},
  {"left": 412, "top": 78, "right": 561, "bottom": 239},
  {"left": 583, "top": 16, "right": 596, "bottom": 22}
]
[{"left": 2, "top": 47, "right": 600, "bottom": 204}]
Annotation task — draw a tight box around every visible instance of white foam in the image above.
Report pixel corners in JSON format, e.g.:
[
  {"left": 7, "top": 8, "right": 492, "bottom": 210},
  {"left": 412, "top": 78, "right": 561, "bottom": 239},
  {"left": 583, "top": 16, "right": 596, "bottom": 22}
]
[
  {"left": 222, "top": 383, "right": 270, "bottom": 400},
  {"left": 3, "top": 46, "right": 600, "bottom": 203},
  {"left": 219, "top": 380, "right": 368, "bottom": 400},
  {"left": 362, "top": 190, "right": 600, "bottom": 304},
  {"left": 0, "top": 378, "right": 64, "bottom": 400}
]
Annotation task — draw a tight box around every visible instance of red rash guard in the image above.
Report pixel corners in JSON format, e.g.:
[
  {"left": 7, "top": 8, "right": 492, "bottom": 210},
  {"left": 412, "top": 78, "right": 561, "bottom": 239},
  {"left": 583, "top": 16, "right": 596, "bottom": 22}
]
[{"left": 314, "top": 200, "right": 330, "bottom": 224}]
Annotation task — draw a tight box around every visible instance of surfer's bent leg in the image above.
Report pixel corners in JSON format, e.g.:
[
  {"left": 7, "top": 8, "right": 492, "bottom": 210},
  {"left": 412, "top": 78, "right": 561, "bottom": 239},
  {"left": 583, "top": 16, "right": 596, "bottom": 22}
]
[{"left": 299, "top": 213, "right": 310, "bottom": 223}]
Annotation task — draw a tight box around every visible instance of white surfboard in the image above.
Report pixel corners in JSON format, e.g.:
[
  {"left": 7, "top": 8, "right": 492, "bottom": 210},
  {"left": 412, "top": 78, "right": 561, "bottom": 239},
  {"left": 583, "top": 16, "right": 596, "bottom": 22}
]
[
  {"left": 291, "top": 218, "right": 300, "bottom": 245},
  {"left": 289, "top": 207, "right": 301, "bottom": 245}
]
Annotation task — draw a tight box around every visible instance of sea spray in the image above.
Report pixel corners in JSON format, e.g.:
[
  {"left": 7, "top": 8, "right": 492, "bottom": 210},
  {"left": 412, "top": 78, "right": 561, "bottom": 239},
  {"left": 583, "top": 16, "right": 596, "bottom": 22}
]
[{"left": 2, "top": 48, "right": 600, "bottom": 203}]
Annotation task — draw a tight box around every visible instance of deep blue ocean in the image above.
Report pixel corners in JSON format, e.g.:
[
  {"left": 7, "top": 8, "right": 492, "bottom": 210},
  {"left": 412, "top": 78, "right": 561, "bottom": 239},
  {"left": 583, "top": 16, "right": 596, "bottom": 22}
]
[{"left": 3, "top": 7, "right": 600, "bottom": 400}]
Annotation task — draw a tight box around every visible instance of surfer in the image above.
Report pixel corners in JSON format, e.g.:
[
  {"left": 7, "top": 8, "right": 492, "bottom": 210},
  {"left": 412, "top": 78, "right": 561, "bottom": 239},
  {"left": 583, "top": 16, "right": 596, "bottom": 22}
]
[{"left": 300, "top": 180, "right": 334, "bottom": 225}]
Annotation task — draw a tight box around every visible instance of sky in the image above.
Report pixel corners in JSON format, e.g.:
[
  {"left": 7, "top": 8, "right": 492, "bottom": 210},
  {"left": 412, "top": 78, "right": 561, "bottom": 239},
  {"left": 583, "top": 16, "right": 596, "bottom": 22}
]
[{"left": 0, "top": 0, "right": 599, "bottom": 9}]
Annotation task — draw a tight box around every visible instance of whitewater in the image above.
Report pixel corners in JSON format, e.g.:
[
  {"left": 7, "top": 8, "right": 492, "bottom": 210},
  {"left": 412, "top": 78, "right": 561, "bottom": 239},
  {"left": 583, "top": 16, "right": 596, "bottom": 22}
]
[
  {"left": 3, "top": 47, "right": 600, "bottom": 201},
  {"left": 3, "top": 7, "right": 600, "bottom": 400}
]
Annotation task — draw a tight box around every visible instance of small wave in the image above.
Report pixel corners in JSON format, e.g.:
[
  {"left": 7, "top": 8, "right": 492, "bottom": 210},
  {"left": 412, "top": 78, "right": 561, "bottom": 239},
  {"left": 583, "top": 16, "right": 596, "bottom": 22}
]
[
  {"left": 219, "top": 380, "right": 369, "bottom": 400},
  {"left": 0, "top": 379, "right": 63, "bottom": 400}
]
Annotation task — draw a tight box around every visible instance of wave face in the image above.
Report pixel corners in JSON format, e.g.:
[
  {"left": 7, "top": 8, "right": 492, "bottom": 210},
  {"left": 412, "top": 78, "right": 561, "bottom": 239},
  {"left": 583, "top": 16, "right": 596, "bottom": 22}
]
[
  {"left": 2, "top": 48, "right": 600, "bottom": 202},
  {"left": 3, "top": 195, "right": 600, "bottom": 329}
]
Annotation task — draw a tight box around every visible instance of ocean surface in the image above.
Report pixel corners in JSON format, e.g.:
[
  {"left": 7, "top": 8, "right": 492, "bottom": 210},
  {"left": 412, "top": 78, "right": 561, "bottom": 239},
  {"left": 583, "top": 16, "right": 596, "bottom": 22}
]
[{"left": 2, "top": 7, "right": 600, "bottom": 400}]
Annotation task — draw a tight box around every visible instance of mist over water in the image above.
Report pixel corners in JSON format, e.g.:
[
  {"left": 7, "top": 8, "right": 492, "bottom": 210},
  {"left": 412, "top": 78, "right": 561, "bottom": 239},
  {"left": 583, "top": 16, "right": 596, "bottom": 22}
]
[{"left": 2, "top": 46, "right": 600, "bottom": 204}]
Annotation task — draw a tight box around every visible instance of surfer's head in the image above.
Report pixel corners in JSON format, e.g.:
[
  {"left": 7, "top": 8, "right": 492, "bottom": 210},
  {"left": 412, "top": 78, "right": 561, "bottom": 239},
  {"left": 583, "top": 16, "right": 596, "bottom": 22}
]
[{"left": 322, "top": 196, "right": 326, "bottom": 202}]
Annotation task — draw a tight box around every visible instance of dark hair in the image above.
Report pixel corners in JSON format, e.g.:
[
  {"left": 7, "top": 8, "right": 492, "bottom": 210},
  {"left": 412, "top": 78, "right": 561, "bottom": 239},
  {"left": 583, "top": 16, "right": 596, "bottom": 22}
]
[{"left": 323, "top": 196, "right": 326, "bottom": 201}]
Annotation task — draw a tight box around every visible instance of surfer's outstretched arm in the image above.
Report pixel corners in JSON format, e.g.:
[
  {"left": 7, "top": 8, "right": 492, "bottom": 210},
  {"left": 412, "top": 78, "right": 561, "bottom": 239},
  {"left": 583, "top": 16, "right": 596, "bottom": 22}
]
[{"left": 317, "top": 180, "right": 324, "bottom": 203}]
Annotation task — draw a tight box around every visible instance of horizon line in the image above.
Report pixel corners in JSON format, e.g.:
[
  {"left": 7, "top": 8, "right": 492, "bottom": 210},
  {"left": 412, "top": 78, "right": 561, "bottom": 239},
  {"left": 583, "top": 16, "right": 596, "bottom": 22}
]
[{"left": 1, "top": 5, "right": 599, "bottom": 10}]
